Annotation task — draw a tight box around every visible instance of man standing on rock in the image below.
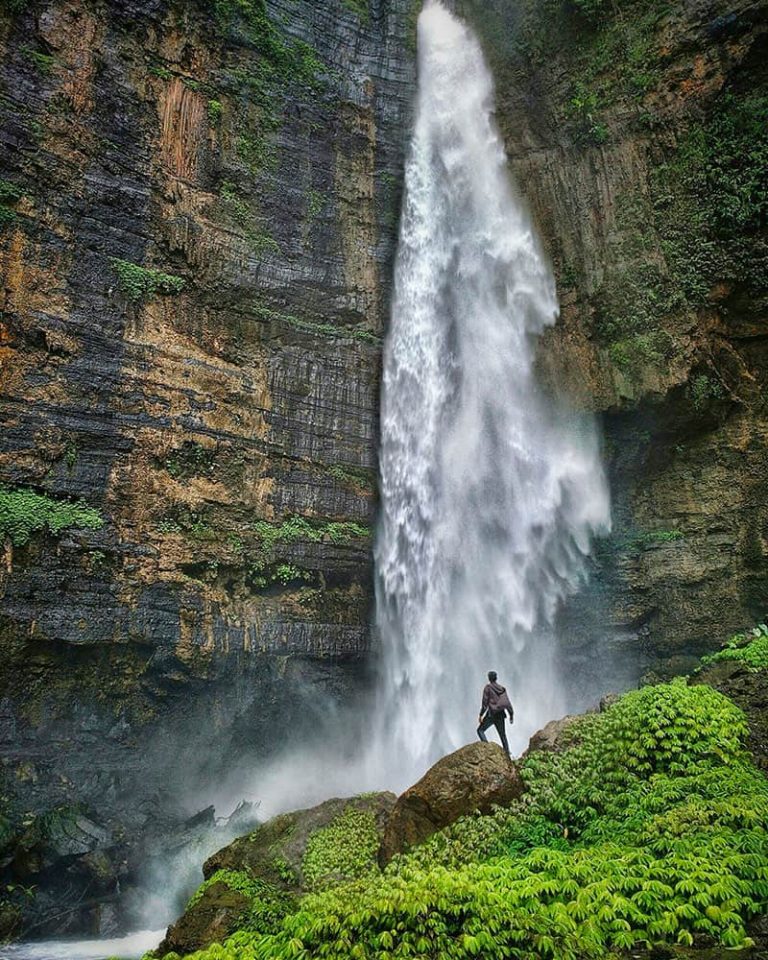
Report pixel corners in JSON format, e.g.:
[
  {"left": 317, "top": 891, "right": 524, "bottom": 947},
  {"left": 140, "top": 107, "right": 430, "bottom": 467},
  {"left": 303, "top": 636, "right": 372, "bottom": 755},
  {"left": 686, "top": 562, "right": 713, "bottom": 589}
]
[{"left": 477, "top": 671, "right": 514, "bottom": 756}]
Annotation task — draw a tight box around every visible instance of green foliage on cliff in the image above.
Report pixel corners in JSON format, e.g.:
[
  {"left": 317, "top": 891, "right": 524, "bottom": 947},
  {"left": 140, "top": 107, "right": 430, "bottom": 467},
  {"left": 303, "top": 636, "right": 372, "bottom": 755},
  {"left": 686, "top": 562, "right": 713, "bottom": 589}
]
[
  {"left": 302, "top": 807, "right": 379, "bottom": 891},
  {"left": 162, "top": 679, "right": 768, "bottom": 960},
  {"left": 187, "top": 870, "right": 292, "bottom": 936},
  {"left": 0, "top": 486, "right": 104, "bottom": 547},
  {"left": 652, "top": 92, "right": 768, "bottom": 308},
  {"left": 110, "top": 258, "right": 185, "bottom": 302},
  {"left": 208, "top": 0, "right": 324, "bottom": 92},
  {"left": 588, "top": 87, "right": 768, "bottom": 376},
  {"left": 252, "top": 304, "right": 381, "bottom": 345},
  {"left": 341, "top": 0, "right": 370, "bottom": 24},
  {"left": 701, "top": 623, "right": 768, "bottom": 672},
  {"left": 0, "top": 178, "right": 23, "bottom": 228},
  {"left": 253, "top": 516, "right": 371, "bottom": 552}
]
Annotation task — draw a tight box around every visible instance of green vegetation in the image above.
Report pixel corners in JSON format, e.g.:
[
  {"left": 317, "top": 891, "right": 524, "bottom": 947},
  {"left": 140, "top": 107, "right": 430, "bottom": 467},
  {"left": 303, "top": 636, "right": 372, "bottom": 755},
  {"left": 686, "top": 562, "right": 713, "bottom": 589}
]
[
  {"left": 220, "top": 182, "right": 280, "bottom": 255},
  {"left": 0, "top": 178, "right": 23, "bottom": 228},
  {"left": 567, "top": 83, "right": 608, "bottom": 145},
  {"left": 158, "top": 675, "right": 768, "bottom": 960},
  {"left": 246, "top": 562, "right": 314, "bottom": 591},
  {"left": 621, "top": 529, "right": 685, "bottom": 552},
  {"left": 164, "top": 442, "right": 216, "bottom": 481},
  {"left": 302, "top": 807, "right": 379, "bottom": 891},
  {"left": 208, "top": 99, "right": 223, "bottom": 125},
  {"left": 587, "top": 87, "right": 768, "bottom": 377},
  {"left": 652, "top": 92, "right": 768, "bottom": 310},
  {"left": 156, "top": 507, "right": 214, "bottom": 540},
  {"left": 253, "top": 516, "right": 371, "bottom": 552},
  {"left": 208, "top": 0, "right": 324, "bottom": 91},
  {"left": 187, "top": 870, "right": 292, "bottom": 936},
  {"left": 327, "top": 463, "right": 376, "bottom": 491},
  {"left": 22, "top": 46, "right": 57, "bottom": 74},
  {"left": 689, "top": 374, "right": 725, "bottom": 411},
  {"left": 252, "top": 303, "right": 380, "bottom": 345},
  {"left": 701, "top": 623, "right": 768, "bottom": 672},
  {"left": 0, "top": 485, "right": 103, "bottom": 547},
  {"left": 305, "top": 189, "right": 326, "bottom": 226},
  {"left": 341, "top": 0, "right": 370, "bottom": 24},
  {"left": 110, "top": 258, "right": 185, "bottom": 302},
  {"left": 188, "top": 870, "right": 265, "bottom": 909}
]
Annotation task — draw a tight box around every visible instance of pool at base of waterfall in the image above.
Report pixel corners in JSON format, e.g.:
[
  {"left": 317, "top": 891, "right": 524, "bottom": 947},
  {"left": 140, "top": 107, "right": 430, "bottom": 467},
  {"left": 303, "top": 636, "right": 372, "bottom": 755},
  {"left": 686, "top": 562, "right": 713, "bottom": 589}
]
[{"left": 0, "top": 929, "right": 164, "bottom": 960}]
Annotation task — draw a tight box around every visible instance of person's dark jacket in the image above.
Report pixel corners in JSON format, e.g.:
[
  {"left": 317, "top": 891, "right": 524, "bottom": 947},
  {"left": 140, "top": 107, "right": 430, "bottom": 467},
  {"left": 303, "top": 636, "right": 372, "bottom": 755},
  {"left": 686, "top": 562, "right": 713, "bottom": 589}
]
[{"left": 480, "top": 682, "right": 514, "bottom": 721}]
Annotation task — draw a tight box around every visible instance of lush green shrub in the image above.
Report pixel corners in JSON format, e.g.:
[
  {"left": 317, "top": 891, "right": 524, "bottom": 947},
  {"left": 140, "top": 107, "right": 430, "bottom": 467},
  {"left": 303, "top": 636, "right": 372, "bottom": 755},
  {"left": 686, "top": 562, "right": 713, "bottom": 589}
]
[
  {"left": 302, "top": 808, "right": 379, "bottom": 891},
  {"left": 0, "top": 485, "right": 104, "bottom": 546},
  {"left": 162, "top": 680, "right": 768, "bottom": 959},
  {"left": 701, "top": 624, "right": 768, "bottom": 672},
  {"left": 110, "top": 258, "right": 185, "bottom": 302}
]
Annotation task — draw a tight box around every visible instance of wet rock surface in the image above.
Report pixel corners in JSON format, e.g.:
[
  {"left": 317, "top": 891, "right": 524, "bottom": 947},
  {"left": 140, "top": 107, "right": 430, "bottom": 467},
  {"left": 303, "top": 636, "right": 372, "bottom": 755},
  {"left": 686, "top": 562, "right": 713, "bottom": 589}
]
[
  {"left": 0, "top": 0, "right": 414, "bottom": 935},
  {"left": 695, "top": 662, "right": 768, "bottom": 773},
  {"left": 379, "top": 742, "right": 525, "bottom": 864}
]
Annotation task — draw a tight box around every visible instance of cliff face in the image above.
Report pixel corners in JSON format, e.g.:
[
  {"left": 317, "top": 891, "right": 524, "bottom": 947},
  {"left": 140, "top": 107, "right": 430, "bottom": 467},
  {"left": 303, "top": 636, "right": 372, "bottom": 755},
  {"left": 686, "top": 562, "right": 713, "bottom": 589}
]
[
  {"left": 0, "top": 0, "right": 414, "bottom": 902},
  {"left": 460, "top": 0, "right": 768, "bottom": 684}
]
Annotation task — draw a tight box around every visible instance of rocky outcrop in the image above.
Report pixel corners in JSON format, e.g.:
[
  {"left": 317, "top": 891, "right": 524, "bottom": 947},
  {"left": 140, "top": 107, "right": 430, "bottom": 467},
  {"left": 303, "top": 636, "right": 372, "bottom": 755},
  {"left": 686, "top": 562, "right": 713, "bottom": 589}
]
[
  {"left": 159, "top": 791, "right": 395, "bottom": 955},
  {"left": 694, "top": 661, "right": 768, "bottom": 773},
  {"left": 379, "top": 742, "right": 525, "bottom": 864},
  {"left": 0, "top": 0, "right": 414, "bottom": 934},
  {"left": 458, "top": 0, "right": 768, "bottom": 695}
]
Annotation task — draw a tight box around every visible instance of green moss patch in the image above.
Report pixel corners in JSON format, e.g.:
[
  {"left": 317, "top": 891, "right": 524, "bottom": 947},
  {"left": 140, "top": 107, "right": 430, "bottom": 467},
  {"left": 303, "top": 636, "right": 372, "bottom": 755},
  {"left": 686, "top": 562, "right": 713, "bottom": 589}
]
[
  {"left": 110, "top": 258, "right": 185, "bottom": 302},
  {"left": 701, "top": 624, "right": 768, "bottom": 672},
  {"left": 0, "top": 485, "right": 104, "bottom": 547}
]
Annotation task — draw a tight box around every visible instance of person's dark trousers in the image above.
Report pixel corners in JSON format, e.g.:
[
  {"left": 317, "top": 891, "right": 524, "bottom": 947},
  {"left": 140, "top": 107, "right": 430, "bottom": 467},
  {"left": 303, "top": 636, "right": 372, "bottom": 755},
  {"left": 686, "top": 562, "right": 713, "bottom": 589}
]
[{"left": 477, "top": 712, "right": 510, "bottom": 755}]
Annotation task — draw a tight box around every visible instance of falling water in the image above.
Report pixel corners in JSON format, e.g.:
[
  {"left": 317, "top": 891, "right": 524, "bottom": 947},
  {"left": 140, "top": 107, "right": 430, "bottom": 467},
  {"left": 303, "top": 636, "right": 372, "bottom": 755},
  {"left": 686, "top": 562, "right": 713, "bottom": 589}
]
[{"left": 373, "top": 0, "right": 611, "bottom": 781}]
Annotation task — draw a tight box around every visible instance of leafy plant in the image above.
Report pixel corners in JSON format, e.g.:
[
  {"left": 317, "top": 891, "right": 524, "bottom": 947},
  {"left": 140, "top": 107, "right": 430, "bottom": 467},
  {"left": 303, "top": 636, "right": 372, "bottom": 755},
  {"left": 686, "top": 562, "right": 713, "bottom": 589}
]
[
  {"left": 156, "top": 679, "right": 768, "bottom": 960},
  {"left": 701, "top": 623, "right": 768, "bottom": 672},
  {"left": 302, "top": 807, "right": 379, "bottom": 891},
  {"left": 689, "top": 374, "right": 725, "bottom": 411},
  {"left": 0, "top": 486, "right": 103, "bottom": 547},
  {"left": 110, "top": 258, "right": 185, "bottom": 302}
]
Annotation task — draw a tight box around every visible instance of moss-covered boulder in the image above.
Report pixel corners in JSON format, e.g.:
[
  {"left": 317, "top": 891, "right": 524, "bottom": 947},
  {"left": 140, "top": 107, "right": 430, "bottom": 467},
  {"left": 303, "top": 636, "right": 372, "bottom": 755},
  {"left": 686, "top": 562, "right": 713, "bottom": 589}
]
[
  {"left": 157, "top": 791, "right": 395, "bottom": 956},
  {"left": 379, "top": 742, "right": 525, "bottom": 864}
]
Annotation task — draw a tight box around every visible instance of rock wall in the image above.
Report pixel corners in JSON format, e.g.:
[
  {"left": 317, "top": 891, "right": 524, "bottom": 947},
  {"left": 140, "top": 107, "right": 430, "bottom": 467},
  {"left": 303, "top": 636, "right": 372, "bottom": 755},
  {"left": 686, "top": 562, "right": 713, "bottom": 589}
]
[
  {"left": 0, "top": 0, "right": 415, "bottom": 891},
  {"left": 459, "top": 0, "right": 768, "bottom": 686}
]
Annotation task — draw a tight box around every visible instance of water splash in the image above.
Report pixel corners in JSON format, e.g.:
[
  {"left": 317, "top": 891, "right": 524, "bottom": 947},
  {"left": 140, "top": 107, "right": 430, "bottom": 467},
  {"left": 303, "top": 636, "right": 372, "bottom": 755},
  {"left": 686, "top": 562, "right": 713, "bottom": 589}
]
[{"left": 372, "top": 0, "right": 610, "bottom": 782}]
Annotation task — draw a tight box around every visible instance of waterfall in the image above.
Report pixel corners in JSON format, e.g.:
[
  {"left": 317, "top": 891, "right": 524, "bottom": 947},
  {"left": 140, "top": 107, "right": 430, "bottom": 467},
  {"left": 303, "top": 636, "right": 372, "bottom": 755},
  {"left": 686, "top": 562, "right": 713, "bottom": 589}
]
[{"left": 373, "top": 0, "right": 611, "bottom": 782}]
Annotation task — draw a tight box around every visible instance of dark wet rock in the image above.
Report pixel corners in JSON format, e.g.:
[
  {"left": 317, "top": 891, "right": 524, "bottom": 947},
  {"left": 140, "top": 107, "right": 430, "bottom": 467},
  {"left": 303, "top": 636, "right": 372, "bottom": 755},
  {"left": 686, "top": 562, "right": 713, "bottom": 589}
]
[
  {"left": 159, "top": 880, "right": 252, "bottom": 958},
  {"left": 0, "top": 0, "right": 414, "bottom": 937},
  {"left": 693, "top": 664, "right": 768, "bottom": 773},
  {"left": 379, "top": 743, "right": 525, "bottom": 864}
]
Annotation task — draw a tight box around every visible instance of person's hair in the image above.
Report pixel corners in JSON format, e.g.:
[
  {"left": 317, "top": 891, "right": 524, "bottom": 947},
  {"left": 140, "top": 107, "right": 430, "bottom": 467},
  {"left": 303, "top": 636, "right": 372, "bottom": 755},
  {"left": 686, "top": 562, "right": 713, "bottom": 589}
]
[{"left": 488, "top": 670, "right": 497, "bottom": 682}]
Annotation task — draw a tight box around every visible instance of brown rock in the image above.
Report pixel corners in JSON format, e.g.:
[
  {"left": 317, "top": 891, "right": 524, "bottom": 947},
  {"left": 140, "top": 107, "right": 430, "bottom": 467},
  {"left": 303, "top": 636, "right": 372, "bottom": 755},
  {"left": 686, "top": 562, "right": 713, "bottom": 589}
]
[
  {"left": 158, "top": 880, "right": 250, "bottom": 957},
  {"left": 379, "top": 742, "right": 524, "bottom": 864},
  {"left": 525, "top": 714, "right": 581, "bottom": 756}
]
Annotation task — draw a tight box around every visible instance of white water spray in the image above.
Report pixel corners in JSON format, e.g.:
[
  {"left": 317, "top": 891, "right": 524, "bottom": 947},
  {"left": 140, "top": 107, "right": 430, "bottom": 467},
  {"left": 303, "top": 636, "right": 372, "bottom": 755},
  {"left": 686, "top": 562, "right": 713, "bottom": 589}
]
[
  {"left": 372, "top": 0, "right": 610, "bottom": 781},
  {"left": 189, "top": 0, "right": 612, "bottom": 823}
]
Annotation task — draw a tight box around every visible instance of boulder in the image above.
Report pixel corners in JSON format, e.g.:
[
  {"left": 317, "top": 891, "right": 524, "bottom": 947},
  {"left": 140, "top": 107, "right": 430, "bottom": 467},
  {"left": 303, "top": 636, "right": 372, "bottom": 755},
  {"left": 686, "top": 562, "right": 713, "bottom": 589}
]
[
  {"left": 379, "top": 742, "right": 524, "bottom": 864},
  {"left": 157, "top": 791, "right": 396, "bottom": 956},
  {"left": 524, "top": 714, "right": 581, "bottom": 755},
  {"left": 159, "top": 879, "right": 252, "bottom": 957}
]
